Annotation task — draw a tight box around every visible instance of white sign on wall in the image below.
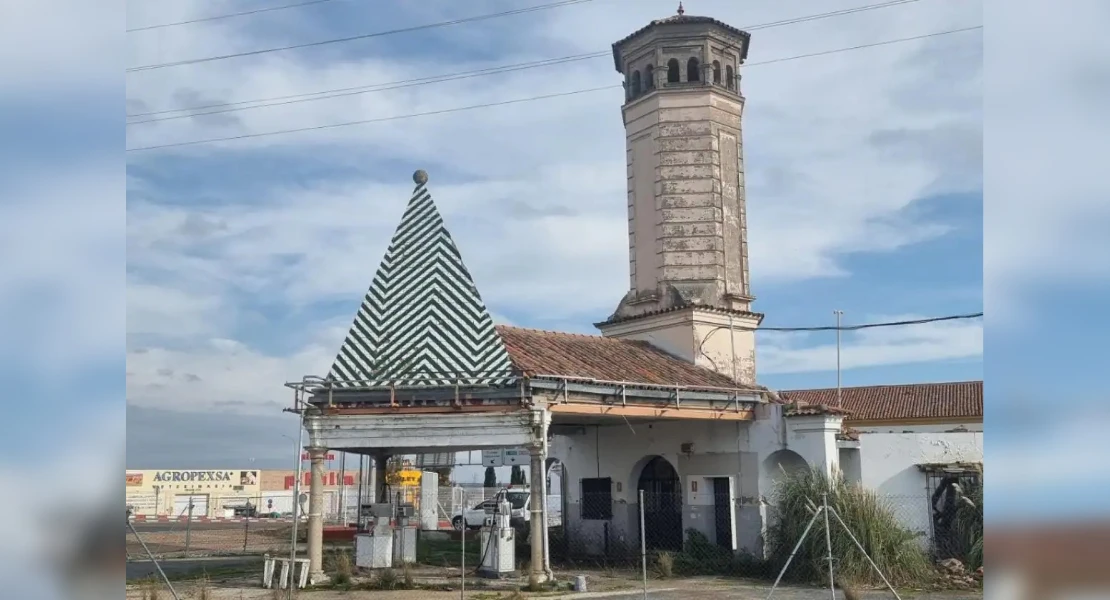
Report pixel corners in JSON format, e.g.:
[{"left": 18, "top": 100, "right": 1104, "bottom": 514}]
[
  {"left": 502, "top": 448, "right": 529, "bottom": 466},
  {"left": 481, "top": 448, "right": 530, "bottom": 467},
  {"left": 482, "top": 449, "right": 504, "bottom": 467}
]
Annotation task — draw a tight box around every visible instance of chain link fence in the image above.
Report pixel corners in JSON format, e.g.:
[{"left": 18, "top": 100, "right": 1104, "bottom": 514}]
[
  {"left": 549, "top": 492, "right": 948, "bottom": 579},
  {"left": 128, "top": 485, "right": 973, "bottom": 597}
]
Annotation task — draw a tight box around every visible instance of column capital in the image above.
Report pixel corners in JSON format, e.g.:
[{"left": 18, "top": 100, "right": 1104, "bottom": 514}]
[{"left": 306, "top": 446, "right": 329, "bottom": 458}]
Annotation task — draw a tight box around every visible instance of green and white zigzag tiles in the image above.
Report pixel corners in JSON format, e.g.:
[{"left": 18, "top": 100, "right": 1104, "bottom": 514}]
[{"left": 327, "top": 178, "right": 515, "bottom": 387}]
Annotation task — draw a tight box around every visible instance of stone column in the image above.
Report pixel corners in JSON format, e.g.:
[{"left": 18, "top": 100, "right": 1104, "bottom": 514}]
[
  {"left": 528, "top": 447, "right": 548, "bottom": 587},
  {"left": 373, "top": 454, "right": 390, "bottom": 504},
  {"left": 307, "top": 446, "right": 328, "bottom": 582}
]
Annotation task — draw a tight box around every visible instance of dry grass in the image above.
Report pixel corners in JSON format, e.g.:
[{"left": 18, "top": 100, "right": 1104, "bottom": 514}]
[
  {"left": 138, "top": 578, "right": 161, "bottom": 600},
  {"left": 331, "top": 549, "right": 353, "bottom": 585},
  {"left": 192, "top": 574, "right": 212, "bottom": 600},
  {"left": 766, "top": 467, "right": 933, "bottom": 586},
  {"left": 654, "top": 551, "right": 674, "bottom": 579}
]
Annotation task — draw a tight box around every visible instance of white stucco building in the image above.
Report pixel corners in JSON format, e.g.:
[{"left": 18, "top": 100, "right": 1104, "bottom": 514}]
[{"left": 286, "top": 7, "right": 982, "bottom": 584}]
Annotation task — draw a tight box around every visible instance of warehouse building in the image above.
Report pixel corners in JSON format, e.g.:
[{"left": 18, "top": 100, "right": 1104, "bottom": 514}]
[
  {"left": 126, "top": 467, "right": 363, "bottom": 520},
  {"left": 125, "top": 469, "right": 262, "bottom": 519}
]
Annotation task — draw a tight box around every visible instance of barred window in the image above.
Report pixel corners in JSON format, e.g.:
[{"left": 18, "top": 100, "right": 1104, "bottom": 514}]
[{"left": 580, "top": 477, "right": 612, "bottom": 520}]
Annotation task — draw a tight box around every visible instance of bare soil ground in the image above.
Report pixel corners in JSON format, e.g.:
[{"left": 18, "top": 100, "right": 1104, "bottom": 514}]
[
  {"left": 126, "top": 568, "right": 983, "bottom": 600},
  {"left": 127, "top": 524, "right": 293, "bottom": 558}
]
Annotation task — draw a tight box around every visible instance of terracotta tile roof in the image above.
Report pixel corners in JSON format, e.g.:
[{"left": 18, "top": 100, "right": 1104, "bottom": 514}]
[
  {"left": 780, "top": 381, "right": 982, "bottom": 422},
  {"left": 612, "top": 14, "right": 751, "bottom": 71},
  {"left": 595, "top": 304, "right": 763, "bottom": 328},
  {"left": 837, "top": 426, "right": 861, "bottom": 442},
  {"left": 495, "top": 325, "right": 750, "bottom": 390},
  {"left": 783, "top": 404, "right": 853, "bottom": 417}
]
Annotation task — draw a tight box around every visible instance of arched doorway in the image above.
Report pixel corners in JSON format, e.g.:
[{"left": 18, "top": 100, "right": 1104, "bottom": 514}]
[
  {"left": 762, "top": 449, "right": 808, "bottom": 492},
  {"left": 544, "top": 458, "right": 569, "bottom": 559},
  {"left": 637, "top": 456, "right": 683, "bottom": 552}
]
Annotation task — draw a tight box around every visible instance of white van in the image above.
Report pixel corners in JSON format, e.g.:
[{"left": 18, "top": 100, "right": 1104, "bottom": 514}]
[{"left": 452, "top": 488, "right": 530, "bottom": 534}]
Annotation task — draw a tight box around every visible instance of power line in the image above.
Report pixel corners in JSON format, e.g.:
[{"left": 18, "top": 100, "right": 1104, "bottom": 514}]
[
  {"left": 759, "top": 312, "right": 982, "bottom": 332},
  {"left": 127, "top": 84, "right": 618, "bottom": 152},
  {"left": 125, "top": 26, "right": 981, "bottom": 152},
  {"left": 126, "top": 0, "right": 925, "bottom": 124},
  {"left": 128, "top": 0, "right": 343, "bottom": 33},
  {"left": 126, "top": 52, "right": 608, "bottom": 123},
  {"left": 126, "top": 0, "right": 597, "bottom": 73}
]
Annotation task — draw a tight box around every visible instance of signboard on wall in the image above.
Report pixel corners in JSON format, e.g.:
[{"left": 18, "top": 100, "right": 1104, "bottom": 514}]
[
  {"left": 502, "top": 448, "right": 528, "bottom": 466},
  {"left": 482, "top": 450, "right": 503, "bottom": 467},
  {"left": 387, "top": 469, "right": 422, "bottom": 486},
  {"left": 481, "top": 448, "right": 529, "bottom": 467},
  {"left": 414, "top": 452, "right": 456, "bottom": 467},
  {"left": 152, "top": 471, "right": 235, "bottom": 483}
]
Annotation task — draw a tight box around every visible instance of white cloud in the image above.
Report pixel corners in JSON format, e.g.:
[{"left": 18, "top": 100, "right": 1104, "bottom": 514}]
[
  {"left": 984, "top": 0, "right": 1110, "bottom": 319},
  {"left": 759, "top": 315, "right": 983, "bottom": 374},
  {"left": 127, "top": 342, "right": 320, "bottom": 414},
  {"left": 0, "top": 165, "right": 124, "bottom": 371},
  {"left": 123, "top": 0, "right": 985, "bottom": 413}
]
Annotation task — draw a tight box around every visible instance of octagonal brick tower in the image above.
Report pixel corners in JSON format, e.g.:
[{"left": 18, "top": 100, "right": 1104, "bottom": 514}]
[{"left": 597, "top": 6, "right": 763, "bottom": 385}]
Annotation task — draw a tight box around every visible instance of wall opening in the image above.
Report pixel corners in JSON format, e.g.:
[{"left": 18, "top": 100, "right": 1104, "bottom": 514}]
[
  {"left": 839, "top": 447, "right": 862, "bottom": 484},
  {"left": 926, "top": 466, "right": 982, "bottom": 560},
  {"left": 637, "top": 455, "right": 682, "bottom": 552},
  {"left": 712, "top": 60, "right": 721, "bottom": 84},
  {"left": 687, "top": 57, "right": 700, "bottom": 82},
  {"left": 545, "top": 458, "right": 569, "bottom": 559},
  {"left": 667, "top": 58, "right": 680, "bottom": 83},
  {"left": 711, "top": 476, "right": 733, "bottom": 550}
]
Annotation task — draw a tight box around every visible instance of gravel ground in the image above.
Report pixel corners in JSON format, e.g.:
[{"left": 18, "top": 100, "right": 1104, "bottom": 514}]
[{"left": 126, "top": 572, "right": 983, "bottom": 600}]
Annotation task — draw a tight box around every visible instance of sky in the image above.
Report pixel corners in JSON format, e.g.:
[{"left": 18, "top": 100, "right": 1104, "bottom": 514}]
[
  {"left": 0, "top": 0, "right": 1104, "bottom": 528},
  {"left": 120, "top": 0, "right": 985, "bottom": 472}
]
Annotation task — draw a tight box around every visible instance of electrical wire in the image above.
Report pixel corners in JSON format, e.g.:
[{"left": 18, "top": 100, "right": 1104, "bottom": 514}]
[
  {"left": 760, "top": 312, "right": 983, "bottom": 332},
  {"left": 125, "top": 26, "right": 981, "bottom": 152},
  {"left": 126, "top": 51, "right": 608, "bottom": 123},
  {"left": 126, "top": 0, "right": 598, "bottom": 72},
  {"left": 696, "top": 312, "right": 982, "bottom": 367},
  {"left": 126, "top": 0, "right": 926, "bottom": 124},
  {"left": 127, "top": 0, "right": 343, "bottom": 33}
]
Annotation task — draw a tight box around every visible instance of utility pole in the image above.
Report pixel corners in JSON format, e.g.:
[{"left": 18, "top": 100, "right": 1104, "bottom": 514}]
[{"left": 833, "top": 310, "right": 844, "bottom": 406}]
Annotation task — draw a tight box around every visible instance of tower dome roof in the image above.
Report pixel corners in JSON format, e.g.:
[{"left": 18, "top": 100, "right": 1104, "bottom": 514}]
[{"left": 611, "top": 10, "right": 751, "bottom": 72}]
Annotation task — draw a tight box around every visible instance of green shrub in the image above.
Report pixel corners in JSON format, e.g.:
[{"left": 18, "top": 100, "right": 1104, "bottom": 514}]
[
  {"left": 952, "top": 479, "right": 983, "bottom": 570},
  {"left": 766, "top": 467, "right": 932, "bottom": 586}
]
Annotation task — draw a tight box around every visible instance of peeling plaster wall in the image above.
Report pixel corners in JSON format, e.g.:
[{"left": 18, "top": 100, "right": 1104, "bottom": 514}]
[
  {"left": 549, "top": 404, "right": 843, "bottom": 557},
  {"left": 857, "top": 431, "right": 984, "bottom": 540},
  {"left": 621, "top": 87, "right": 750, "bottom": 312},
  {"left": 551, "top": 418, "right": 766, "bottom": 555}
]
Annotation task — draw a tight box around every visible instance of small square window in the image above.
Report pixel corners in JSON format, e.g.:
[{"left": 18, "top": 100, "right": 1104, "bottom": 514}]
[{"left": 580, "top": 478, "right": 613, "bottom": 520}]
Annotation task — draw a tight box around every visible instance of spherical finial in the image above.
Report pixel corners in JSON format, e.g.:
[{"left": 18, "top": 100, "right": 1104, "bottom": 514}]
[
  {"left": 677, "top": 2, "right": 684, "bottom": 15},
  {"left": 413, "top": 169, "right": 428, "bottom": 185}
]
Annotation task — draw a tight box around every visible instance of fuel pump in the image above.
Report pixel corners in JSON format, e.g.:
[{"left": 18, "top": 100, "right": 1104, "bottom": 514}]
[{"left": 477, "top": 489, "right": 516, "bottom": 577}]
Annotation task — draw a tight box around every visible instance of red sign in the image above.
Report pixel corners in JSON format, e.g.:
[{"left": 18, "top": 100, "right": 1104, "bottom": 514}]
[
  {"left": 301, "top": 452, "right": 337, "bottom": 461},
  {"left": 284, "top": 473, "right": 355, "bottom": 489}
]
